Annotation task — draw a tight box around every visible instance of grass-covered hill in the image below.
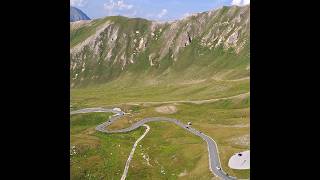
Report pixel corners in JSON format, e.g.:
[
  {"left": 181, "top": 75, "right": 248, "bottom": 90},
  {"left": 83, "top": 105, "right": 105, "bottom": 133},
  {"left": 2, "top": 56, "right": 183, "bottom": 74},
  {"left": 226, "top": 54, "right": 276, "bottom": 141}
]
[{"left": 70, "top": 5, "right": 249, "bottom": 88}]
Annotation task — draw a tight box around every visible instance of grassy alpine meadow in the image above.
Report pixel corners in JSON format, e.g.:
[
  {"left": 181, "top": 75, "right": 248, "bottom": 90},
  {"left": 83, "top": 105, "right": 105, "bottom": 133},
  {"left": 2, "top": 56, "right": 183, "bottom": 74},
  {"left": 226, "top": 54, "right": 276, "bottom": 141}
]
[
  {"left": 70, "top": 112, "right": 147, "bottom": 179},
  {"left": 70, "top": 78, "right": 249, "bottom": 108},
  {"left": 70, "top": 92, "right": 250, "bottom": 179},
  {"left": 127, "top": 121, "right": 213, "bottom": 180},
  {"left": 70, "top": 112, "right": 222, "bottom": 180},
  {"left": 107, "top": 94, "right": 249, "bottom": 179}
]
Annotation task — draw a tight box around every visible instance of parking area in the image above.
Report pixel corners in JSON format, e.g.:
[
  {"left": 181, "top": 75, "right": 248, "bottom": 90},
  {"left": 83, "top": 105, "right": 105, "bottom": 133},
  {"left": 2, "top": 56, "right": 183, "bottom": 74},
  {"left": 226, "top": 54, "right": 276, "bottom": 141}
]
[{"left": 228, "top": 150, "right": 250, "bottom": 169}]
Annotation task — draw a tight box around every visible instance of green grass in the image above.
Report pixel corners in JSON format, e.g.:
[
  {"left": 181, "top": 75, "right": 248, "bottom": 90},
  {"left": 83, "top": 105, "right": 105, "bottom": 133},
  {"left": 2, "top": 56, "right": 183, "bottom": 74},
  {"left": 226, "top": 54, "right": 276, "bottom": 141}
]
[
  {"left": 70, "top": 5, "right": 250, "bottom": 179},
  {"left": 71, "top": 78, "right": 249, "bottom": 108},
  {"left": 70, "top": 75, "right": 250, "bottom": 179},
  {"left": 127, "top": 121, "right": 213, "bottom": 180},
  {"left": 70, "top": 94, "right": 250, "bottom": 179},
  {"left": 70, "top": 112, "right": 146, "bottom": 180},
  {"left": 71, "top": 18, "right": 107, "bottom": 48},
  {"left": 92, "top": 95, "right": 250, "bottom": 179}
]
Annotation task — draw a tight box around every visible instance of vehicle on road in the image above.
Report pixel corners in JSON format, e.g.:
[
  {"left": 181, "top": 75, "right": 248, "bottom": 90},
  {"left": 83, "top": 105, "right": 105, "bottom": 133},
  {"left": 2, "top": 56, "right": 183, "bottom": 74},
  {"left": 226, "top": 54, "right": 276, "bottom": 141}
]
[{"left": 216, "top": 166, "right": 221, "bottom": 170}]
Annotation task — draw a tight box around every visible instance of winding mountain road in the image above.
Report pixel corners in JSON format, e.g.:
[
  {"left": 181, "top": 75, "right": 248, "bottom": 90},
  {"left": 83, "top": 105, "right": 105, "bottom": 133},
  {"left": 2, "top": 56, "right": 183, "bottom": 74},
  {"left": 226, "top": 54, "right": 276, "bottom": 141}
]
[{"left": 70, "top": 108, "right": 236, "bottom": 180}]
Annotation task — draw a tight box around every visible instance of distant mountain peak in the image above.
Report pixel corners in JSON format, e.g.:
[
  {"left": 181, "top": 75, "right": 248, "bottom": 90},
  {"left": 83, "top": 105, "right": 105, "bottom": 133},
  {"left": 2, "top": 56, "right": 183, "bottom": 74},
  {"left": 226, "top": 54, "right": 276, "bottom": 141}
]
[{"left": 70, "top": 6, "right": 90, "bottom": 22}]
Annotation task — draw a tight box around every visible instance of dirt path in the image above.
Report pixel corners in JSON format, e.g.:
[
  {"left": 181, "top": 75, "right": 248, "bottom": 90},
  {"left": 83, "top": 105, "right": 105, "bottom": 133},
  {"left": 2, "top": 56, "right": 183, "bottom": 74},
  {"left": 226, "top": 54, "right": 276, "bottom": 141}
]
[
  {"left": 123, "top": 92, "right": 250, "bottom": 105},
  {"left": 212, "top": 77, "right": 250, "bottom": 82},
  {"left": 120, "top": 124, "right": 150, "bottom": 180}
]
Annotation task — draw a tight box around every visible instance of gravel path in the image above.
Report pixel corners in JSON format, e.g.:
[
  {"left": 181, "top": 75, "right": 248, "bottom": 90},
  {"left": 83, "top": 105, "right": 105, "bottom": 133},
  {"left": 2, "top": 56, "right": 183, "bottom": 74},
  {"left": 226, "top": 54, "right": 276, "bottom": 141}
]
[
  {"left": 120, "top": 124, "right": 150, "bottom": 180},
  {"left": 122, "top": 92, "right": 249, "bottom": 105}
]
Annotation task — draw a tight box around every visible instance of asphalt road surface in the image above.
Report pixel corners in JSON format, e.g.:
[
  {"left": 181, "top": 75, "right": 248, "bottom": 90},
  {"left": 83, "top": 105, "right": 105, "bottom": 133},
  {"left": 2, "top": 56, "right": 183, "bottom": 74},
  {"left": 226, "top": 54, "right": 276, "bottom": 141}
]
[{"left": 71, "top": 108, "right": 236, "bottom": 180}]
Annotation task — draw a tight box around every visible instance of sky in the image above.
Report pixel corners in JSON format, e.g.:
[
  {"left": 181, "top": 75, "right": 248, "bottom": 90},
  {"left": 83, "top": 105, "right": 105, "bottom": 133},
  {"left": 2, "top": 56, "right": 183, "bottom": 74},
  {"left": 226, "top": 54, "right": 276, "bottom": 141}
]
[{"left": 70, "top": 0, "right": 250, "bottom": 21}]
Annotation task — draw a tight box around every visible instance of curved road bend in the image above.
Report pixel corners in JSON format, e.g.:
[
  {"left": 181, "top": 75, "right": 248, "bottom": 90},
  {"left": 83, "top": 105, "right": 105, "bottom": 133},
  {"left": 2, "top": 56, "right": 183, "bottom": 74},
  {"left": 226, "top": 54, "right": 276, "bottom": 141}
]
[{"left": 70, "top": 108, "right": 236, "bottom": 180}]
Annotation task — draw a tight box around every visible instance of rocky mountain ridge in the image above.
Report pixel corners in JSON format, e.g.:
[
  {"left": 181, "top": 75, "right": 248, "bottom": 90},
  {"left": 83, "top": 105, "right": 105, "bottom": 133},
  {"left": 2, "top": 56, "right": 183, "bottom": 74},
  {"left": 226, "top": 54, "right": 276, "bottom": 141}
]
[{"left": 70, "top": 5, "right": 250, "bottom": 87}]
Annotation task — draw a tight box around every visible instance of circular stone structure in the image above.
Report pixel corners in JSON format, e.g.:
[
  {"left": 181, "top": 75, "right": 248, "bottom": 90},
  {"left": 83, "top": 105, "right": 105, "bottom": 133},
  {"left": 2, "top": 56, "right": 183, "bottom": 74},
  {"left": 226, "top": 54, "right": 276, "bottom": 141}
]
[{"left": 228, "top": 150, "right": 250, "bottom": 169}]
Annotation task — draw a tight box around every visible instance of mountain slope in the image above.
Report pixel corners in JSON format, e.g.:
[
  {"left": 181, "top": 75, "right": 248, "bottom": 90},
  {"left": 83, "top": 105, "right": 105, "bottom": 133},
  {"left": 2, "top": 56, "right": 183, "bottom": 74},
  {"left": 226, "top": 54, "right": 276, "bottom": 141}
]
[
  {"left": 70, "top": 5, "right": 250, "bottom": 87},
  {"left": 70, "top": 6, "right": 90, "bottom": 22}
]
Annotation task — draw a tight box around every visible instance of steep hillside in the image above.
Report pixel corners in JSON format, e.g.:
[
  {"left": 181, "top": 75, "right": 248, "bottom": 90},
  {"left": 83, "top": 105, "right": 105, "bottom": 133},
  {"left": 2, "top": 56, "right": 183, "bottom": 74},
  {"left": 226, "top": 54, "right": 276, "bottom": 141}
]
[
  {"left": 70, "top": 6, "right": 90, "bottom": 22},
  {"left": 70, "top": 5, "right": 250, "bottom": 87}
]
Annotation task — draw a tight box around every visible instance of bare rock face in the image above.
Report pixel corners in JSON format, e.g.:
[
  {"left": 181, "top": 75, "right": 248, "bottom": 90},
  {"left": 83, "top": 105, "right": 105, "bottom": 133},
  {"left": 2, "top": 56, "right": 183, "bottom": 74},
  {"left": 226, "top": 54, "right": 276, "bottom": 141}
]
[
  {"left": 70, "top": 5, "right": 250, "bottom": 86},
  {"left": 226, "top": 30, "right": 238, "bottom": 46}
]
